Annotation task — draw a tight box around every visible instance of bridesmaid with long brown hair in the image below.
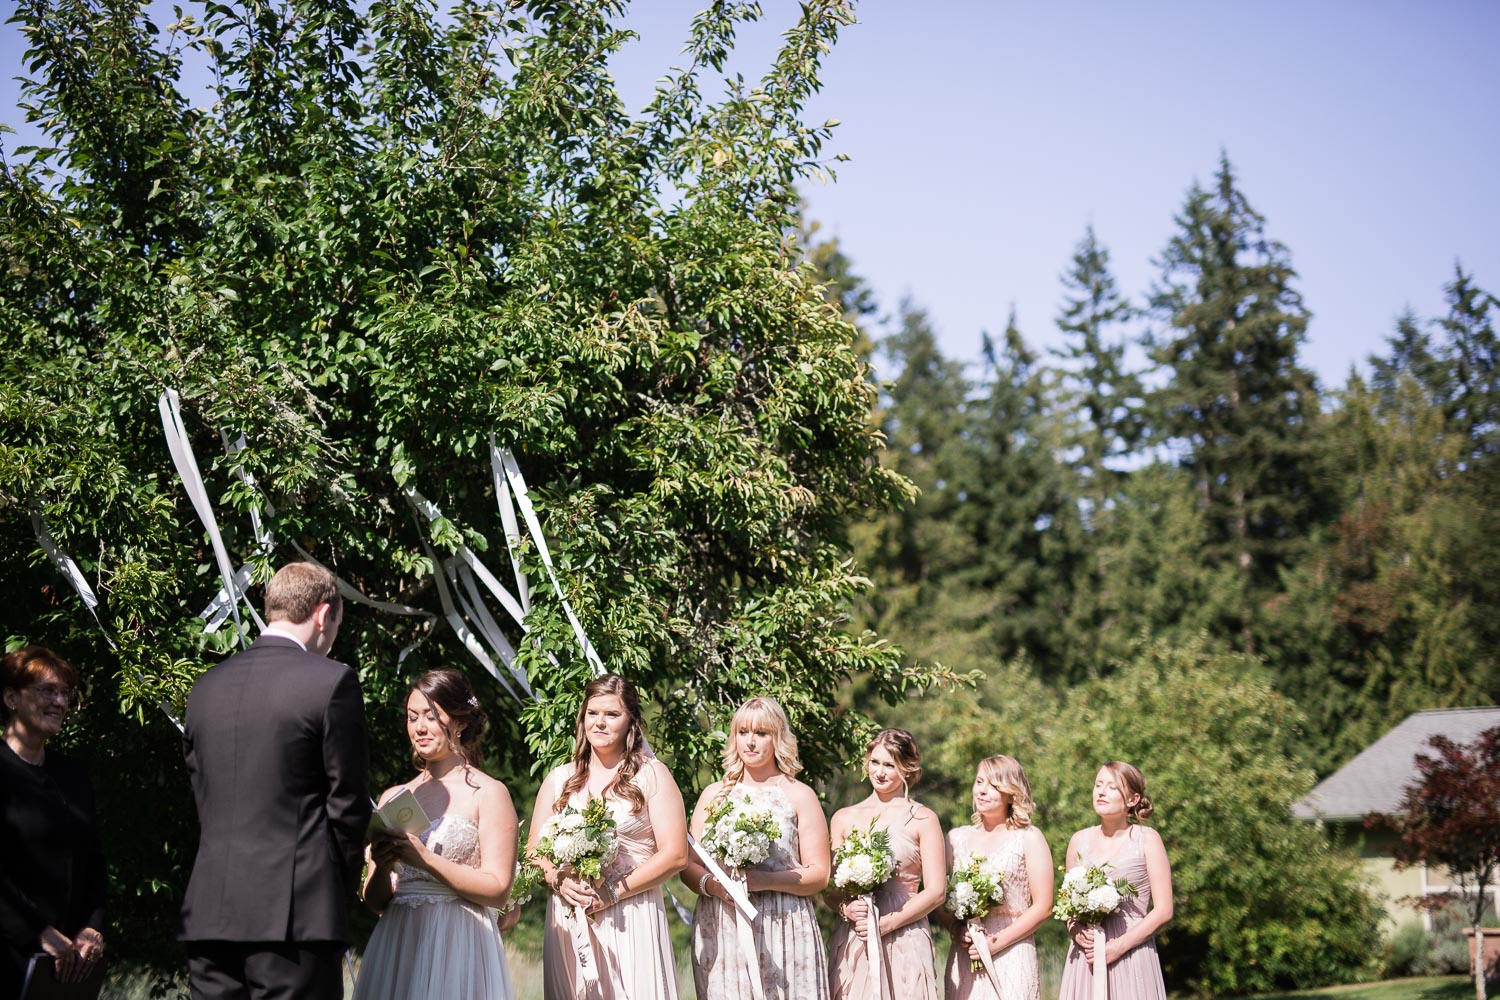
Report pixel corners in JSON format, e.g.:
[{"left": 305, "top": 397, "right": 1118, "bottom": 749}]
[
  {"left": 1057, "top": 761, "right": 1172, "bottom": 1000},
  {"left": 826, "top": 729, "right": 944, "bottom": 1000},
  {"left": 529, "top": 674, "right": 688, "bottom": 1000}
]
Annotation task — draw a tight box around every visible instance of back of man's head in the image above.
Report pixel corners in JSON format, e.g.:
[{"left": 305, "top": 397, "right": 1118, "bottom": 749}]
[{"left": 264, "top": 563, "right": 341, "bottom": 625}]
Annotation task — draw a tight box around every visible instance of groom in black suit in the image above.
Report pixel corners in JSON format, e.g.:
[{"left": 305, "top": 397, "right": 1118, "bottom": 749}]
[{"left": 180, "top": 562, "right": 371, "bottom": 1000}]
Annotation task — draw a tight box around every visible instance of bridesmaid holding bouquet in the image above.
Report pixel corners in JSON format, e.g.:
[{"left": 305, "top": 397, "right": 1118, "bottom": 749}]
[
  {"left": 827, "top": 729, "right": 944, "bottom": 1000},
  {"left": 938, "top": 755, "right": 1053, "bottom": 1000},
  {"left": 683, "top": 696, "right": 831, "bottom": 1000},
  {"left": 1057, "top": 762, "right": 1171, "bottom": 1000}
]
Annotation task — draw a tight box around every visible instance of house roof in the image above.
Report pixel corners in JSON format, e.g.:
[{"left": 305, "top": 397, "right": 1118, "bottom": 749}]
[{"left": 1293, "top": 706, "right": 1500, "bottom": 822}]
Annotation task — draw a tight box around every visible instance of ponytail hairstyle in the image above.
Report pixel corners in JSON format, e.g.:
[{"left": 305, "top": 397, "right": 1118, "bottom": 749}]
[
  {"left": 867, "top": 728, "right": 922, "bottom": 794},
  {"left": 558, "top": 674, "right": 649, "bottom": 814},
  {"left": 1104, "top": 760, "right": 1154, "bottom": 823},
  {"left": 408, "top": 669, "right": 488, "bottom": 786},
  {"left": 971, "top": 754, "right": 1036, "bottom": 829},
  {"left": 712, "top": 697, "right": 803, "bottom": 809}
]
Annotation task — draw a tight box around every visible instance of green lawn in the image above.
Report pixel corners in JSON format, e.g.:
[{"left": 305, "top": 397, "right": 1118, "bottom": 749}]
[{"left": 1246, "top": 975, "right": 1473, "bottom": 1000}]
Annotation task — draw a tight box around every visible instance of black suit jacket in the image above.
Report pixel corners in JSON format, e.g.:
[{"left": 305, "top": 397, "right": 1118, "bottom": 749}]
[{"left": 179, "top": 636, "right": 370, "bottom": 944}]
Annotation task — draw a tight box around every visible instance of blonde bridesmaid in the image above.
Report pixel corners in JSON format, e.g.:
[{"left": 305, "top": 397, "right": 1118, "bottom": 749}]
[
  {"left": 827, "top": 729, "right": 944, "bottom": 1000},
  {"left": 684, "top": 697, "right": 831, "bottom": 999},
  {"left": 530, "top": 674, "right": 688, "bottom": 1000},
  {"left": 937, "top": 756, "right": 1052, "bottom": 1000},
  {"left": 1057, "top": 762, "right": 1171, "bottom": 1000}
]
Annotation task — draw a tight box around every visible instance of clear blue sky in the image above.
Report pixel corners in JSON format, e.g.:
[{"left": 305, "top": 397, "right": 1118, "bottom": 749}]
[{"left": 5, "top": 1, "right": 1496, "bottom": 387}]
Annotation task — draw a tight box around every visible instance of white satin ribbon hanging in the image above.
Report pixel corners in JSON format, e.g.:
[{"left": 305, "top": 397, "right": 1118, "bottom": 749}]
[
  {"left": 159, "top": 389, "right": 264, "bottom": 645},
  {"left": 30, "top": 510, "right": 116, "bottom": 650},
  {"left": 687, "top": 835, "right": 758, "bottom": 920},
  {"left": 1092, "top": 926, "right": 1107, "bottom": 1000},
  {"left": 968, "top": 918, "right": 1000, "bottom": 986},
  {"left": 864, "top": 895, "right": 887, "bottom": 1000},
  {"left": 566, "top": 900, "right": 596, "bottom": 1000}
]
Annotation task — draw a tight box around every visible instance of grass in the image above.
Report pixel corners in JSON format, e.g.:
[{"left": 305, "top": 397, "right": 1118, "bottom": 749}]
[{"left": 1246, "top": 975, "right": 1474, "bottom": 1000}]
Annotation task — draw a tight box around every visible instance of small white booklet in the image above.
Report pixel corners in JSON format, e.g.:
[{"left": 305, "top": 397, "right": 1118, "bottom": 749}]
[{"left": 366, "top": 788, "right": 433, "bottom": 840}]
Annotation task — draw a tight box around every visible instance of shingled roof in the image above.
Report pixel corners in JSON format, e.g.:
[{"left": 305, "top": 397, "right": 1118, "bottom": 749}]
[{"left": 1293, "top": 706, "right": 1500, "bottom": 822}]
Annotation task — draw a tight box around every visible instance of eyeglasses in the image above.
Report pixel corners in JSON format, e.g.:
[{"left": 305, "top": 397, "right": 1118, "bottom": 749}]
[{"left": 27, "top": 683, "right": 74, "bottom": 703}]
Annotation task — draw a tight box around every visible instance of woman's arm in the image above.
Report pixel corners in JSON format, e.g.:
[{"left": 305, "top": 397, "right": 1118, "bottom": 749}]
[
  {"left": 680, "top": 783, "right": 719, "bottom": 898},
  {"left": 604, "top": 760, "right": 688, "bottom": 906},
  {"left": 934, "top": 830, "right": 961, "bottom": 936},
  {"left": 744, "top": 782, "right": 829, "bottom": 897},
  {"left": 1103, "top": 828, "right": 1173, "bottom": 965},
  {"left": 821, "top": 808, "right": 854, "bottom": 915},
  {"left": 975, "top": 827, "right": 1055, "bottom": 960},
  {"left": 876, "top": 807, "right": 946, "bottom": 935},
  {"left": 400, "top": 781, "right": 518, "bottom": 909}
]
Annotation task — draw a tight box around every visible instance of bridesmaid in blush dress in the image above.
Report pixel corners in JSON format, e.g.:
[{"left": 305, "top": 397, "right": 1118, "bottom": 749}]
[
  {"left": 1057, "top": 761, "right": 1171, "bottom": 1000},
  {"left": 827, "top": 729, "right": 944, "bottom": 1000},
  {"left": 684, "top": 696, "right": 831, "bottom": 1000},
  {"left": 936, "top": 755, "right": 1053, "bottom": 1000},
  {"left": 530, "top": 674, "right": 688, "bottom": 1000}
]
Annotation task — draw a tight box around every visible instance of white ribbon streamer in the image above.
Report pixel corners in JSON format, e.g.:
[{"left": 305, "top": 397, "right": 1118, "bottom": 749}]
[
  {"left": 687, "top": 835, "right": 758, "bottom": 920},
  {"left": 30, "top": 510, "right": 116, "bottom": 649},
  {"left": 728, "top": 868, "right": 767, "bottom": 1000},
  {"left": 967, "top": 917, "right": 1000, "bottom": 986},
  {"left": 1092, "top": 926, "right": 1107, "bottom": 1000},
  {"left": 566, "top": 902, "right": 596, "bottom": 1000},
  {"left": 863, "top": 895, "right": 887, "bottom": 1000},
  {"left": 159, "top": 389, "right": 264, "bottom": 645}
]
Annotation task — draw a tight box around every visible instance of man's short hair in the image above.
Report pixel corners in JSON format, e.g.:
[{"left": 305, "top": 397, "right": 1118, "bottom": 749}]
[{"left": 263, "top": 563, "right": 341, "bottom": 625}]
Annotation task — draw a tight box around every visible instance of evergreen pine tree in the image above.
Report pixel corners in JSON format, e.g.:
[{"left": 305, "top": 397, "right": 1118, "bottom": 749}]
[{"left": 1147, "top": 154, "right": 1323, "bottom": 646}]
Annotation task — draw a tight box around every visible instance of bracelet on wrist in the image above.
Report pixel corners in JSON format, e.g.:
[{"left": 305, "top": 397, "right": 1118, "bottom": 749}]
[{"left": 697, "top": 871, "right": 714, "bottom": 897}]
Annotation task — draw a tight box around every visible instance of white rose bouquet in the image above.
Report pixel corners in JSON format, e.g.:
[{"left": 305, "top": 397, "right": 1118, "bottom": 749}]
[
  {"left": 1054, "top": 862, "right": 1137, "bottom": 1000},
  {"left": 832, "top": 822, "right": 895, "bottom": 895},
  {"left": 536, "top": 796, "right": 618, "bottom": 883},
  {"left": 946, "top": 856, "right": 1007, "bottom": 973},
  {"left": 701, "top": 790, "right": 781, "bottom": 871}
]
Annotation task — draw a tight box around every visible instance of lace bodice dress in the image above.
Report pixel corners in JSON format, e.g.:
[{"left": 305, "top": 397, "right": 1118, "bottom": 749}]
[
  {"left": 943, "top": 826, "right": 1038, "bottom": 1000},
  {"left": 542, "top": 765, "right": 681, "bottom": 1000},
  {"left": 692, "top": 782, "right": 830, "bottom": 1000},
  {"left": 829, "top": 808, "right": 939, "bottom": 1000},
  {"left": 1056, "top": 826, "right": 1166, "bottom": 1000},
  {"left": 353, "top": 813, "right": 515, "bottom": 1000}
]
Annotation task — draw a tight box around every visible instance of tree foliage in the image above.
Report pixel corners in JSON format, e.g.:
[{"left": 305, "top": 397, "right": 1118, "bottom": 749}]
[{"left": 1, "top": 0, "right": 951, "bottom": 967}]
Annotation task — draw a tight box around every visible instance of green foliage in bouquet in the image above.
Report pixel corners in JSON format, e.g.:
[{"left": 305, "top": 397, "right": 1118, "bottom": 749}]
[{"left": 831, "top": 821, "right": 895, "bottom": 895}]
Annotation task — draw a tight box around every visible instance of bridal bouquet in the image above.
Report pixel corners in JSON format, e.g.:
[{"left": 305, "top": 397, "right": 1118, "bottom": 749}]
[
  {"left": 1055, "top": 863, "right": 1137, "bottom": 1000},
  {"left": 946, "top": 856, "right": 1008, "bottom": 973},
  {"left": 1053, "top": 862, "right": 1135, "bottom": 925},
  {"left": 537, "top": 796, "right": 619, "bottom": 882},
  {"left": 701, "top": 790, "right": 781, "bottom": 870},
  {"left": 832, "top": 822, "right": 895, "bottom": 895}
]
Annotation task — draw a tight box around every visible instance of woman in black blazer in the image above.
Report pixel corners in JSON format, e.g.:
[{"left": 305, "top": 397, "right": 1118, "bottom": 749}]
[{"left": 0, "top": 646, "right": 106, "bottom": 999}]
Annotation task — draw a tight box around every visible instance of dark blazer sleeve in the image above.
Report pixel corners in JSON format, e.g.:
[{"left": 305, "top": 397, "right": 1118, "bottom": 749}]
[
  {"left": 0, "top": 859, "right": 47, "bottom": 948},
  {"left": 322, "top": 667, "right": 371, "bottom": 892}
]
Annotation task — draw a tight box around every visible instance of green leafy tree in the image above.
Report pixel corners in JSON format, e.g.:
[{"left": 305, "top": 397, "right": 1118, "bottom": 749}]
[
  {"left": 1, "top": 0, "right": 948, "bottom": 968},
  {"left": 1040, "top": 637, "right": 1380, "bottom": 995},
  {"left": 1146, "top": 154, "right": 1324, "bottom": 648}
]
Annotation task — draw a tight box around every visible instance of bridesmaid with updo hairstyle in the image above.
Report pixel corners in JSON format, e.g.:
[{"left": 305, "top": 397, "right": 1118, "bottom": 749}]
[
  {"left": 1057, "top": 761, "right": 1172, "bottom": 1000},
  {"left": 826, "top": 729, "right": 943, "bottom": 1000}
]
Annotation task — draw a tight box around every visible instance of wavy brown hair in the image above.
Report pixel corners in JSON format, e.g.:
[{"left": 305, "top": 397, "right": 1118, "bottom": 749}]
[
  {"left": 970, "top": 755, "right": 1036, "bottom": 829},
  {"left": 557, "top": 674, "right": 648, "bottom": 815},
  {"left": 408, "top": 669, "right": 488, "bottom": 786}
]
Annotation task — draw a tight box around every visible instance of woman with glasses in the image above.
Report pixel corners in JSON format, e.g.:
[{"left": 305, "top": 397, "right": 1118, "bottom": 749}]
[{"left": 0, "top": 646, "right": 106, "bottom": 1000}]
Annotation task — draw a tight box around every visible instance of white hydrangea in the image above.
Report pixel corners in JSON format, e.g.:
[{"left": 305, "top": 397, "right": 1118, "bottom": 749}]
[
  {"left": 949, "top": 881, "right": 979, "bottom": 916},
  {"left": 835, "top": 854, "right": 877, "bottom": 889},
  {"left": 1062, "top": 867, "right": 1089, "bottom": 893},
  {"left": 1086, "top": 884, "right": 1121, "bottom": 913}
]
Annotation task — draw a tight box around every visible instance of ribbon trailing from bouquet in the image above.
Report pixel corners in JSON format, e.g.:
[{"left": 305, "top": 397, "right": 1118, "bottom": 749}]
[
  {"left": 566, "top": 900, "right": 596, "bottom": 1000},
  {"left": 968, "top": 917, "right": 1000, "bottom": 986},
  {"left": 1092, "top": 925, "right": 1107, "bottom": 1000},
  {"left": 863, "top": 894, "right": 887, "bottom": 1000},
  {"left": 728, "top": 868, "right": 766, "bottom": 1000}
]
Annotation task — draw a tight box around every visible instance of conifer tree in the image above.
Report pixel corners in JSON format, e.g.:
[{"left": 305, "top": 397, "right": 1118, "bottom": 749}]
[{"left": 1147, "top": 154, "right": 1323, "bottom": 645}]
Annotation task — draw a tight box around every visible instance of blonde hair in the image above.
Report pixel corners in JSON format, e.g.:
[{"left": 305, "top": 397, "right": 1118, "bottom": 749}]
[
  {"left": 970, "top": 755, "right": 1035, "bottom": 829},
  {"left": 1103, "top": 760, "right": 1154, "bottom": 823},
  {"left": 713, "top": 697, "right": 802, "bottom": 808}
]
